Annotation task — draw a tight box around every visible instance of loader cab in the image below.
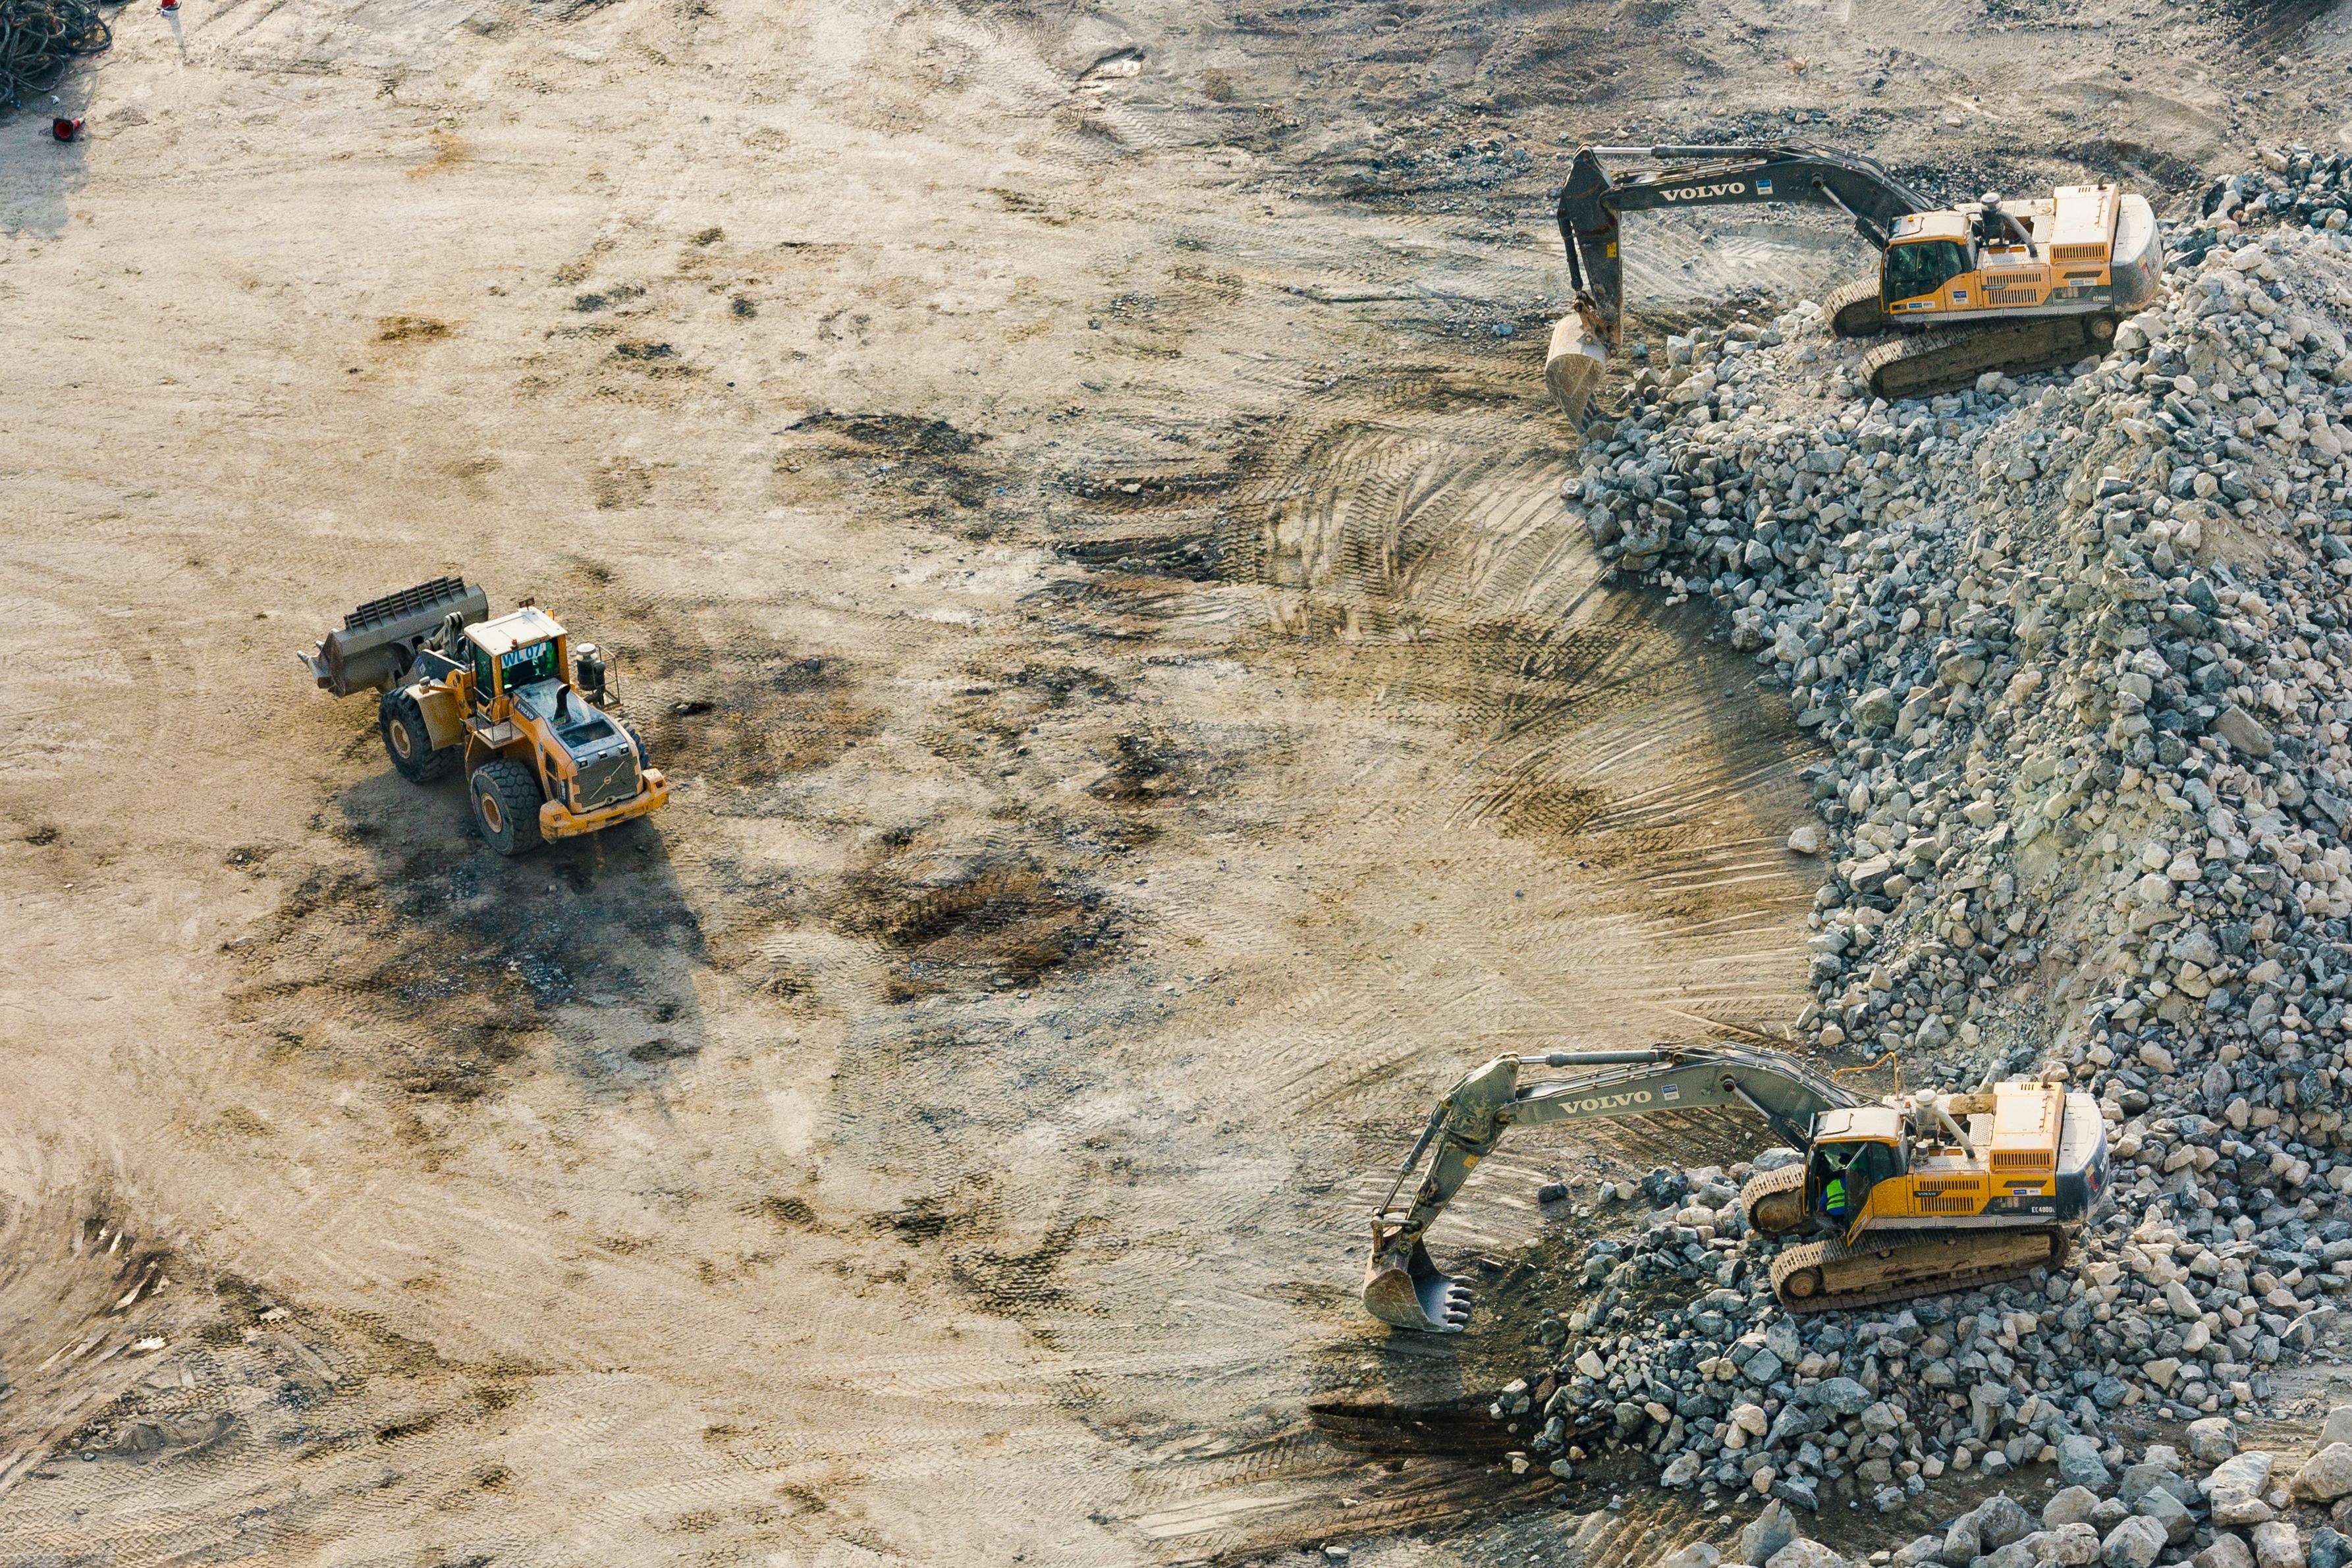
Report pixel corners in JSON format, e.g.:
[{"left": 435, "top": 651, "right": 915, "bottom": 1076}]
[
  {"left": 1880, "top": 213, "right": 1975, "bottom": 311},
  {"left": 1807, "top": 1106, "right": 1907, "bottom": 1224},
  {"left": 461, "top": 608, "right": 568, "bottom": 713}
]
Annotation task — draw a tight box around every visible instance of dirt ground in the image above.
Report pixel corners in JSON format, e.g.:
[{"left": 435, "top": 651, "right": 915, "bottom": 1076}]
[{"left": 3, "top": 0, "right": 2347, "bottom": 1561}]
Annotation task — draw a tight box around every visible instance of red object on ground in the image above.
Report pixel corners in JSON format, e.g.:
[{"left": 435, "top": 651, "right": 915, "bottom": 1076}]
[{"left": 51, "top": 117, "right": 83, "bottom": 142}]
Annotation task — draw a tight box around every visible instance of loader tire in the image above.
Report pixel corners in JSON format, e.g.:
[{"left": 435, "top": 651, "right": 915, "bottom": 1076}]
[
  {"left": 380, "top": 691, "right": 456, "bottom": 783},
  {"left": 1824, "top": 278, "right": 1887, "bottom": 339},
  {"left": 470, "top": 759, "right": 545, "bottom": 856}
]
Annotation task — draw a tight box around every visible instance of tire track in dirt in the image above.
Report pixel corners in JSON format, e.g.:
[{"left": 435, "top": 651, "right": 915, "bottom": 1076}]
[{"left": 979, "top": 344, "right": 1827, "bottom": 1562}]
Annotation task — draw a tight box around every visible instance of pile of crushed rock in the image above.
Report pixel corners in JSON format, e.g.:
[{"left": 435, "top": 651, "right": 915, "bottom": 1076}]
[
  {"left": 1581, "top": 1413, "right": 2352, "bottom": 1568},
  {"left": 1487, "top": 151, "right": 2352, "bottom": 1549}
]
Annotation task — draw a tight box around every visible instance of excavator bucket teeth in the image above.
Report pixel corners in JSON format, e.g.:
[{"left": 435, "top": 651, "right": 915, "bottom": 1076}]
[
  {"left": 1545, "top": 312, "right": 1608, "bottom": 429},
  {"left": 1363, "top": 1240, "right": 1472, "bottom": 1333}
]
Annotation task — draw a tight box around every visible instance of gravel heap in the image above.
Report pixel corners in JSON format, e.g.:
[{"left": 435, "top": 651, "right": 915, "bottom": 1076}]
[
  {"left": 1491, "top": 163, "right": 2352, "bottom": 1530},
  {"left": 1624, "top": 1413, "right": 2352, "bottom": 1568}
]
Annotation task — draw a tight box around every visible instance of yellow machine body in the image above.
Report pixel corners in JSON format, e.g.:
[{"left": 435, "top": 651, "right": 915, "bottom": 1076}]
[{"left": 408, "top": 608, "right": 670, "bottom": 842}]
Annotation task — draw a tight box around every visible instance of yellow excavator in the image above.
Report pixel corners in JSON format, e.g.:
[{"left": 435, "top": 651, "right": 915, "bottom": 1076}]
[
  {"left": 1363, "top": 1046, "right": 2108, "bottom": 1330},
  {"left": 1544, "top": 145, "right": 2165, "bottom": 423}
]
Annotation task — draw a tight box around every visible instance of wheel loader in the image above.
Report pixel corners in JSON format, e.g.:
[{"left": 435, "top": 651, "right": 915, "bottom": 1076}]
[
  {"left": 301, "top": 577, "right": 669, "bottom": 855},
  {"left": 1543, "top": 144, "right": 2165, "bottom": 425},
  {"left": 1363, "top": 1045, "right": 2108, "bottom": 1330}
]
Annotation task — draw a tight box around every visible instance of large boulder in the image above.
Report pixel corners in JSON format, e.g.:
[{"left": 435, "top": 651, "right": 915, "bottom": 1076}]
[
  {"left": 2211, "top": 1451, "right": 2280, "bottom": 1526},
  {"left": 1980, "top": 1542, "right": 2041, "bottom": 1568},
  {"left": 1974, "top": 1494, "right": 2034, "bottom": 1552},
  {"left": 2187, "top": 1417, "right": 2239, "bottom": 1465},
  {"left": 2293, "top": 1444, "right": 2352, "bottom": 1503},
  {"left": 2138, "top": 1487, "right": 2195, "bottom": 1544},
  {"left": 2251, "top": 1520, "right": 2306, "bottom": 1568},
  {"left": 2038, "top": 1523, "right": 2103, "bottom": 1566},
  {"left": 1764, "top": 1543, "right": 1849, "bottom": 1568},
  {"left": 2120, "top": 1461, "right": 2195, "bottom": 1508},
  {"left": 2103, "top": 1516, "right": 2167, "bottom": 1568},
  {"left": 2060, "top": 1434, "right": 2116, "bottom": 1490},
  {"left": 1810, "top": 1376, "right": 1871, "bottom": 1417},
  {"left": 1740, "top": 1500, "right": 1797, "bottom": 1567}
]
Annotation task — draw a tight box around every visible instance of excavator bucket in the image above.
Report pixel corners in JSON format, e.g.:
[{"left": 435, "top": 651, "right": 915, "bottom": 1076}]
[
  {"left": 1363, "top": 1231, "right": 1472, "bottom": 1333},
  {"left": 1545, "top": 308, "right": 1608, "bottom": 430}
]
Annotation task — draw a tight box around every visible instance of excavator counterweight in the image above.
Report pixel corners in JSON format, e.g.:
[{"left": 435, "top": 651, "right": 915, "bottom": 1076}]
[{"left": 1363, "top": 1046, "right": 2106, "bottom": 1331}]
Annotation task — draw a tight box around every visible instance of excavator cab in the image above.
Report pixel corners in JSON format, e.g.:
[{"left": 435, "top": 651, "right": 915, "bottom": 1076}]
[
  {"left": 1881, "top": 236, "right": 1969, "bottom": 308},
  {"left": 1806, "top": 1108, "right": 1906, "bottom": 1226}
]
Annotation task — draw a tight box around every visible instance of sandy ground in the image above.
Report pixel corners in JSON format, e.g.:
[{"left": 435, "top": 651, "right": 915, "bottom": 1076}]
[{"left": 2, "top": 0, "right": 2347, "bottom": 1561}]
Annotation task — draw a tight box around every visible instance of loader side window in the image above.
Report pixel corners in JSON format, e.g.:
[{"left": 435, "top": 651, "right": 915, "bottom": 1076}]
[{"left": 1883, "top": 240, "right": 1969, "bottom": 302}]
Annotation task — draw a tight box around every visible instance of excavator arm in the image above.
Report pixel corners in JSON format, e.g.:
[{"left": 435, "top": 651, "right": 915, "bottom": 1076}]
[
  {"left": 1363, "top": 1046, "right": 1854, "bottom": 1332},
  {"left": 1557, "top": 144, "right": 1933, "bottom": 346}
]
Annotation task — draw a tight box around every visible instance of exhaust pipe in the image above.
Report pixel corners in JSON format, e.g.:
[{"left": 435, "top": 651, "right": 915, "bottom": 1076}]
[{"left": 1545, "top": 302, "right": 1609, "bottom": 431}]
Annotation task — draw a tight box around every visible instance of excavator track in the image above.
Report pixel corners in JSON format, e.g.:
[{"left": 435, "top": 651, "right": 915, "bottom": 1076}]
[
  {"left": 1739, "top": 1164, "right": 1808, "bottom": 1237},
  {"left": 1822, "top": 278, "right": 1887, "bottom": 339},
  {"left": 1770, "top": 1226, "right": 2072, "bottom": 1315},
  {"left": 1861, "top": 312, "right": 2116, "bottom": 402}
]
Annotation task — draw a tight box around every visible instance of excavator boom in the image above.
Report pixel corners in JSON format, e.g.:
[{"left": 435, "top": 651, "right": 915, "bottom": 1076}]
[
  {"left": 1363, "top": 1046, "right": 1853, "bottom": 1332},
  {"left": 1558, "top": 145, "right": 1931, "bottom": 348}
]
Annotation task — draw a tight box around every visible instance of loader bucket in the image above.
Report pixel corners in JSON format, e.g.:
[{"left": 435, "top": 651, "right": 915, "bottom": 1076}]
[
  {"left": 302, "top": 576, "right": 488, "bottom": 697},
  {"left": 1363, "top": 1233, "right": 1471, "bottom": 1334},
  {"left": 1545, "top": 309, "right": 1609, "bottom": 430}
]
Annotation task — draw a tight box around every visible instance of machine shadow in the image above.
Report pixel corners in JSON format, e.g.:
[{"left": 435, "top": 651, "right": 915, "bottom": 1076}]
[{"left": 323, "top": 763, "right": 712, "bottom": 1102}]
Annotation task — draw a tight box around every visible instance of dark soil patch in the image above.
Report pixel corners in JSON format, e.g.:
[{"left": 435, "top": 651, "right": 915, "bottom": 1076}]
[
  {"left": 790, "top": 411, "right": 985, "bottom": 458},
  {"left": 831, "top": 848, "right": 1118, "bottom": 1000}
]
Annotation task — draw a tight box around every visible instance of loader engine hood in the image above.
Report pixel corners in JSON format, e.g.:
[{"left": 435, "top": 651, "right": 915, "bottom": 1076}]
[{"left": 515, "top": 681, "right": 642, "bottom": 811}]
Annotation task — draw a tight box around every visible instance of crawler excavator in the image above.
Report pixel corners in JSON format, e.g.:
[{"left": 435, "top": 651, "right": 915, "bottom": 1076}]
[
  {"left": 1363, "top": 1046, "right": 2108, "bottom": 1331},
  {"left": 1543, "top": 145, "right": 2165, "bottom": 424}
]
